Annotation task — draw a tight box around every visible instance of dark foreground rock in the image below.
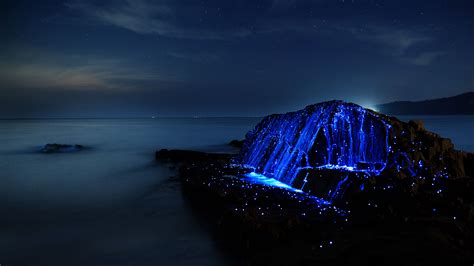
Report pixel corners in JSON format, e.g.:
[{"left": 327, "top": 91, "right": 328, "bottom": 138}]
[
  {"left": 155, "top": 101, "right": 474, "bottom": 265},
  {"left": 156, "top": 148, "right": 474, "bottom": 265},
  {"left": 40, "top": 143, "right": 84, "bottom": 153}
]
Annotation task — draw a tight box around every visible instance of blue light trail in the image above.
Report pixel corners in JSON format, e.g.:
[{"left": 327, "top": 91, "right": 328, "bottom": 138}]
[{"left": 240, "top": 101, "right": 392, "bottom": 201}]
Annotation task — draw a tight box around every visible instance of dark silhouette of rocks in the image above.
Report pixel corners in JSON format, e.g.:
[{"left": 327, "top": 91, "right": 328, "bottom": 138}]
[
  {"left": 155, "top": 101, "right": 474, "bottom": 265},
  {"left": 228, "top": 139, "right": 244, "bottom": 148},
  {"left": 376, "top": 91, "right": 474, "bottom": 115},
  {"left": 155, "top": 148, "right": 232, "bottom": 163},
  {"left": 40, "top": 144, "right": 84, "bottom": 153}
]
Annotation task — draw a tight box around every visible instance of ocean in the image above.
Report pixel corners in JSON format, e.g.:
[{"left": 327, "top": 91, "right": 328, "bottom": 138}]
[{"left": 0, "top": 116, "right": 472, "bottom": 265}]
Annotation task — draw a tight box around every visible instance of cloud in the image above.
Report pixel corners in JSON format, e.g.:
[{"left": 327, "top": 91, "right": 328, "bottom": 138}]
[
  {"left": 354, "top": 27, "right": 433, "bottom": 55},
  {"left": 253, "top": 20, "right": 442, "bottom": 66},
  {"left": 348, "top": 26, "right": 443, "bottom": 66},
  {"left": 404, "top": 51, "right": 445, "bottom": 66},
  {"left": 66, "top": 0, "right": 250, "bottom": 39},
  {"left": 0, "top": 49, "right": 166, "bottom": 90},
  {"left": 65, "top": 1, "right": 444, "bottom": 66}
]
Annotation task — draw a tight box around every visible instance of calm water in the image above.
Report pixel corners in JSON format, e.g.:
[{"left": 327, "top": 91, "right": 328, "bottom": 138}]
[{"left": 0, "top": 116, "right": 472, "bottom": 265}]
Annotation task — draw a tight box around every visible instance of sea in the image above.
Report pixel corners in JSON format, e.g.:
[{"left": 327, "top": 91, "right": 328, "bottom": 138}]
[{"left": 0, "top": 116, "right": 473, "bottom": 265}]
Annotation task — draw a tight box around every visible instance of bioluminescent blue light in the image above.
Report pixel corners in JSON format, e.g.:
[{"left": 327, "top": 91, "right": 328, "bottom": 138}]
[
  {"left": 244, "top": 172, "right": 303, "bottom": 193},
  {"left": 328, "top": 175, "right": 350, "bottom": 201},
  {"left": 243, "top": 172, "right": 333, "bottom": 206},
  {"left": 240, "top": 101, "right": 391, "bottom": 200}
]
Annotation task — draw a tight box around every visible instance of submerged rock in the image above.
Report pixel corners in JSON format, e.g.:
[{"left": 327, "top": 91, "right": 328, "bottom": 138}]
[{"left": 40, "top": 143, "right": 84, "bottom": 153}]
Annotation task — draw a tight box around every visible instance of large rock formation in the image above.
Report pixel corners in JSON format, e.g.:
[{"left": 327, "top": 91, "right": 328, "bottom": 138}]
[
  {"left": 155, "top": 101, "right": 474, "bottom": 265},
  {"left": 239, "top": 100, "right": 473, "bottom": 202}
]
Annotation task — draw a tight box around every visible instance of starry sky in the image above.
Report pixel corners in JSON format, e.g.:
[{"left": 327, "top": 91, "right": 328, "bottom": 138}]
[{"left": 1, "top": 0, "right": 473, "bottom": 118}]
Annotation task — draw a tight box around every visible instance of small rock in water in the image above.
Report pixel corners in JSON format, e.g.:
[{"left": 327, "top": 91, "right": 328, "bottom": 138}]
[{"left": 40, "top": 143, "right": 84, "bottom": 153}]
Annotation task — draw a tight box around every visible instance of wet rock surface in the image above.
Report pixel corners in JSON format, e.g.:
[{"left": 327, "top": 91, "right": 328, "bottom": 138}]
[
  {"left": 40, "top": 143, "right": 84, "bottom": 153},
  {"left": 156, "top": 149, "right": 474, "bottom": 265},
  {"left": 155, "top": 101, "right": 474, "bottom": 265},
  {"left": 239, "top": 101, "right": 472, "bottom": 200}
]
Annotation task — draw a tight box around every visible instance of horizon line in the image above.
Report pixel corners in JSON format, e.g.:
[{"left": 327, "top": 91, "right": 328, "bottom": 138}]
[{"left": 0, "top": 116, "right": 264, "bottom": 120}]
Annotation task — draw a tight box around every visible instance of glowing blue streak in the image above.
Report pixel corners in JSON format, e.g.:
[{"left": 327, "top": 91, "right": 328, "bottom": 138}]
[
  {"left": 240, "top": 101, "right": 392, "bottom": 201},
  {"left": 328, "top": 175, "right": 350, "bottom": 201},
  {"left": 243, "top": 172, "right": 332, "bottom": 205},
  {"left": 244, "top": 172, "right": 303, "bottom": 193}
]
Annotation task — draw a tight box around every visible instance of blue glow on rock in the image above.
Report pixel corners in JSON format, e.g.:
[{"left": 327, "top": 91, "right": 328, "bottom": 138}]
[
  {"left": 240, "top": 101, "right": 391, "bottom": 200},
  {"left": 244, "top": 172, "right": 303, "bottom": 193},
  {"left": 328, "top": 175, "right": 351, "bottom": 201},
  {"left": 243, "top": 172, "right": 333, "bottom": 206}
]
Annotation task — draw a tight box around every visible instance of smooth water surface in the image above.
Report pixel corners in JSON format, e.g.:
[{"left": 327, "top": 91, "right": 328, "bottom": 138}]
[
  {"left": 0, "top": 118, "right": 260, "bottom": 266},
  {"left": 0, "top": 116, "right": 472, "bottom": 265}
]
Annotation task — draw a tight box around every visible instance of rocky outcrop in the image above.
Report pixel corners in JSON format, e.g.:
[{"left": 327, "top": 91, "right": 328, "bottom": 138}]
[
  {"left": 155, "top": 101, "right": 474, "bottom": 265},
  {"left": 40, "top": 143, "right": 84, "bottom": 153},
  {"left": 239, "top": 101, "right": 473, "bottom": 203}
]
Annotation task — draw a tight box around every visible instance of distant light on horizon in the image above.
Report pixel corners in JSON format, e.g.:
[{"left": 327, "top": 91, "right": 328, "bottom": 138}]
[
  {"left": 360, "top": 103, "right": 379, "bottom": 112},
  {"left": 366, "top": 106, "right": 379, "bottom": 112}
]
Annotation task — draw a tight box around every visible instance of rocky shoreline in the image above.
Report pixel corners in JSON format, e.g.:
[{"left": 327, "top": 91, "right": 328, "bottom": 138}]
[
  {"left": 156, "top": 149, "right": 474, "bottom": 265},
  {"left": 155, "top": 101, "right": 474, "bottom": 265}
]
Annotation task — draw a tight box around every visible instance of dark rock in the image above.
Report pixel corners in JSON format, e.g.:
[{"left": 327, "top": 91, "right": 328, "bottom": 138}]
[
  {"left": 40, "top": 143, "right": 84, "bottom": 153},
  {"left": 155, "top": 149, "right": 232, "bottom": 164},
  {"left": 228, "top": 139, "right": 244, "bottom": 148},
  {"left": 155, "top": 100, "right": 474, "bottom": 265},
  {"left": 408, "top": 119, "right": 424, "bottom": 130},
  {"left": 239, "top": 100, "right": 472, "bottom": 202},
  {"left": 156, "top": 148, "right": 474, "bottom": 265}
]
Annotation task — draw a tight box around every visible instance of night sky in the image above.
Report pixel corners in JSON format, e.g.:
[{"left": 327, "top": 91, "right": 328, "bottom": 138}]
[{"left": 1, "top": 0, "right": 473, "bottom": 118}]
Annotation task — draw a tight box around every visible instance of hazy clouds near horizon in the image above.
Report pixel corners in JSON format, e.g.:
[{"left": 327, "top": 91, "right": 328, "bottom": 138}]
[{"left": 1, "top": 0, "right": 473, "bottom": 117}]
